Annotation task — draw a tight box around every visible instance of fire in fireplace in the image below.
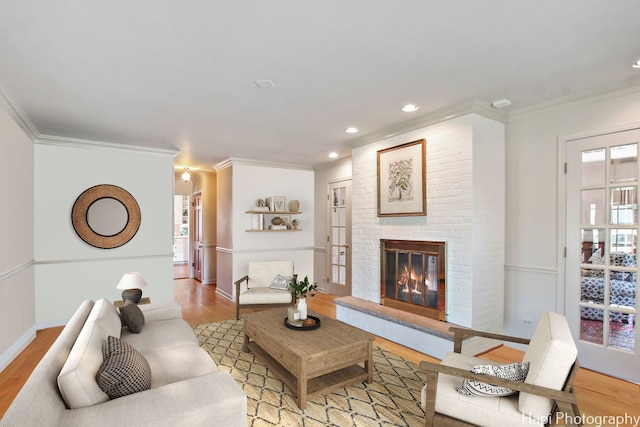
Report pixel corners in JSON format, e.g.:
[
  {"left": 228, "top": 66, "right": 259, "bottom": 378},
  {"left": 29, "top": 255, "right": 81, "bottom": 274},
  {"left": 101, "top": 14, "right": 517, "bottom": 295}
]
[{"left": 380, "top": 239, "right": 446, "bottom": 321}]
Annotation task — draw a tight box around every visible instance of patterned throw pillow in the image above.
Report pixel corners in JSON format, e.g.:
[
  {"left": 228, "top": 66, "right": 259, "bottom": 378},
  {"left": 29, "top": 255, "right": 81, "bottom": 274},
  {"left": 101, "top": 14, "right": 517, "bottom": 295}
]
[
  {"left": 456, "top": 362, "right": 530, "bottom": 397},
  {"left": 589, "top": 248, "right": 605, "bottom": 265},
  {"left": 96, "top": 336, "right": 151, "bottom": 399},
  {"left": 119, "top": 301, "right": 145, "bottom": 333},
  {"left": 270, "top": 274, "right": 292, "bottom": 291}
]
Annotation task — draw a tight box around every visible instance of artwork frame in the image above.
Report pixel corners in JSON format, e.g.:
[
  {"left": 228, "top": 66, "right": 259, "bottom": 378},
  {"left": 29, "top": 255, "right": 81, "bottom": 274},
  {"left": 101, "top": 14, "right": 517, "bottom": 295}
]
[
  {"left": 377, "top": 139, "right": 426, "bottom": 217},
  {"left": 272, "top": 196, "right": 286, "bottom": 212}
]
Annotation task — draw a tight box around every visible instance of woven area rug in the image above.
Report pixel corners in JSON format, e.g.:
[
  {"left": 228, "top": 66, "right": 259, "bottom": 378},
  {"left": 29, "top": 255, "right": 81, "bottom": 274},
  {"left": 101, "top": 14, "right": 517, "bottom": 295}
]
[{"left": 193, "top": 320, "right": 426, "bottom": 427}]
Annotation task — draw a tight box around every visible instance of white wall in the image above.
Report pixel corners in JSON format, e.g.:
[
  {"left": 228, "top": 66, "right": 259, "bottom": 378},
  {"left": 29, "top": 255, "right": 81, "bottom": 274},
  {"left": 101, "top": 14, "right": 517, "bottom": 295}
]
[
  {"left": 221, "top": 160, "right": 314, "bottom": 300},
  {"left": 33, "top": 140, "right": 176, "bottom": 324},
  {"left": 0, "top": 99, "right": 35, "bottom": 370},
  {"left": 504, "top": 84, "right": 640, "bottom": 337}
]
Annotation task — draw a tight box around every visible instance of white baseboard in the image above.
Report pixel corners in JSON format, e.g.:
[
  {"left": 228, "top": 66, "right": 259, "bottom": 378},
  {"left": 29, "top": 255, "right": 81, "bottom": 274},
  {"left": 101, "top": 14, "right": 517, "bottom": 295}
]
[
  {"left": 0, "top": 318, "right": 69, "bottom": 373},
  {"left": 0, "top": 326, "right": 37, "bottom": 373}
]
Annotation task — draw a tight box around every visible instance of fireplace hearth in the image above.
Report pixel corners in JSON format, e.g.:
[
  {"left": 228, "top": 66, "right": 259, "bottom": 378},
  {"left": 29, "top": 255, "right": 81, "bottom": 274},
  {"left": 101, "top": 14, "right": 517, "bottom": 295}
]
[{"left": 380, "top": 239, "right": 446, "bottom": 321}]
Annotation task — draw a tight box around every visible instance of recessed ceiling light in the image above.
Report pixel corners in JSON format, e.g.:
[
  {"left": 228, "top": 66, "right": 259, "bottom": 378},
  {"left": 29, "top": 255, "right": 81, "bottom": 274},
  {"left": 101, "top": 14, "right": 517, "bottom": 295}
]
[
  {"left": 345, "top": 127, "right": 359, "bottom": 134},
  {"left": 402, "top": 104, "right": 419, "bottom": 112},
  {"left": 328, "top": 152, "right": 339, "bottom": 158},
  {"left": 633, "top": 60, "right": 640, "bottom": 69}
]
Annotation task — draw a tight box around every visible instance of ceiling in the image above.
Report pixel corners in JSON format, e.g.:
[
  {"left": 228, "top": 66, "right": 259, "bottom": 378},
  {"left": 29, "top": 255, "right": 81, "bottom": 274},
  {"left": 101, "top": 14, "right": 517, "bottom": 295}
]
[{"left": 1, "top": 1, "right": 640, "bottom": 171}]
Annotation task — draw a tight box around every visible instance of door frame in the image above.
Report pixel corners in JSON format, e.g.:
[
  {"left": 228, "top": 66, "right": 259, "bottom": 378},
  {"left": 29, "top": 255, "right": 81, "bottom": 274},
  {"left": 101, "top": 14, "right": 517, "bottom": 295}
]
[
  {"left": 326, "top": 178, "right": 352, "bottom": 297},
  {"left": 557, "top": 121, "right": 640, "bottom": 314},
  {"left": 558, "top": 121, "right": 640, "bottom": 381}
]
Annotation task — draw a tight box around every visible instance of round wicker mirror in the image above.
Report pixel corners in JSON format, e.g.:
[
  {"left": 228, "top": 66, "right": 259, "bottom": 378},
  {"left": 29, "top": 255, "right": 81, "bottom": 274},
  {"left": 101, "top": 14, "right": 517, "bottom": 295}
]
[{"left": 71, "top": 184, "right": 141, "bottom": 249}]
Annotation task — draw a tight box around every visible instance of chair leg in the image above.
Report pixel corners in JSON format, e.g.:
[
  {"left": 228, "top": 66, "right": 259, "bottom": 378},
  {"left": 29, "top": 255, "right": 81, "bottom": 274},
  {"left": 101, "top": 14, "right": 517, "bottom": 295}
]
[{"left": 236, "top": 304, "right": 240, "bottom": 320}]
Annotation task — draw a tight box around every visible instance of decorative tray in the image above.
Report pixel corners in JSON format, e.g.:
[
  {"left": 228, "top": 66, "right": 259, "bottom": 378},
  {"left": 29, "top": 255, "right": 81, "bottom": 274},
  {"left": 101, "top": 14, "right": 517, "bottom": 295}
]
[{"left": 284, "top": 315, "right": 321, "bottom": 331}]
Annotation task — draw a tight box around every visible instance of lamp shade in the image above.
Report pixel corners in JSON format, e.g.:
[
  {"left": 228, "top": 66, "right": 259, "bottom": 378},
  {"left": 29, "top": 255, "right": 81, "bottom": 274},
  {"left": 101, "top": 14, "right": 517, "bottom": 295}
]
[{"left": 116, "top": 272, "right": 148, "bottom": 290}]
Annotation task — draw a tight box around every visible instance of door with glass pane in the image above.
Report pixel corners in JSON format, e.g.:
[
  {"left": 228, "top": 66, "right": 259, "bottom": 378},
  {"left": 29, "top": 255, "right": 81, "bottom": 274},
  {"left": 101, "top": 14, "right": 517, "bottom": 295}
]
[
  {"left": 327, "top": 179, "right": 351, "bottom": 297},
  {"left": 566, "top": 129, "right": 640, "bottom": 382}
]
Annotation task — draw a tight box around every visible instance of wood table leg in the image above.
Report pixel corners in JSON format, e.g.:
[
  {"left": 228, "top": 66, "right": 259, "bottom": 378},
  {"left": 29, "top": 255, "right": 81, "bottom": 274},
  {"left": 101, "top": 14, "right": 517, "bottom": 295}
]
[
  {"left": 365, "top": 342, "right": 373, "bottom": 383},
  {"left": 297, "top": 361, "right": 308, "bottom": 410},
  {"left": 243, "top": 330, "right": 250, "bottom": 352}
]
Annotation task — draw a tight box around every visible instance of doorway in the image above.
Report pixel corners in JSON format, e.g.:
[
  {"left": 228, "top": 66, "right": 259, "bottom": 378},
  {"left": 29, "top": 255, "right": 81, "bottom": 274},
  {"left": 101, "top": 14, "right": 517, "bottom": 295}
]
[
  {"left": 327, "top": 179, "right": 351, "bottom": 297},
  {"left": 564, "top": 127, "right": 640, "bottom": 382},
  {"left": 173, "top": 195, "right": 190, "bottom": 279}
]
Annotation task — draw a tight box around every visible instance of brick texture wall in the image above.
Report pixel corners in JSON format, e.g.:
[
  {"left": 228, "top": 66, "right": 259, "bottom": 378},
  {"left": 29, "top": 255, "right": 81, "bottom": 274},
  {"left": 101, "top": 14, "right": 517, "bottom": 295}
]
[{"left": 350, "top": 114, "right": 504, "bottom": 331}]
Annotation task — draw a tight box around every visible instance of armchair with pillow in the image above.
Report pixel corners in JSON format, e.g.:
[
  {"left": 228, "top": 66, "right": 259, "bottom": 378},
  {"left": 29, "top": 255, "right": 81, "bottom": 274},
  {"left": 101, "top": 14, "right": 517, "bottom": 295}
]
[
  {"left": 234, "top": 260, "right": 296, "bottom": 319},
  {"left": 420, "top": 311, "right": 581, "bottom": 426}
]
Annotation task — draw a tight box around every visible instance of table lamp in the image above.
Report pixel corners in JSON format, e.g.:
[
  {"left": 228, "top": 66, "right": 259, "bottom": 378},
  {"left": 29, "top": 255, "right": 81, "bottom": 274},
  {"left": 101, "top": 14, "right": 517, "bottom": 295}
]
[{"left": 116, "top": 272, "right": 147, "bottom": 303}]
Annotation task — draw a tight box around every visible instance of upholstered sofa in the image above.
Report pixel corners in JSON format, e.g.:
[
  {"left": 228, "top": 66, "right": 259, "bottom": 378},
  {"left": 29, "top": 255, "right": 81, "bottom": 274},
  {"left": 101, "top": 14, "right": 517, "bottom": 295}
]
[
  {"left": 581, "top": 251, "right": 636, "bottom": 323},
  {"left": 1, "top": 299, "right": 247, "bottom": 427}
]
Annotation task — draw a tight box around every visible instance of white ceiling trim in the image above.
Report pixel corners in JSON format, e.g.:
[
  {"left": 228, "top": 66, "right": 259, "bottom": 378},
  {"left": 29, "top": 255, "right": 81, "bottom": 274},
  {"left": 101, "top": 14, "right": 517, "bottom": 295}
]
[
  {"left": 509, "top": 80, "right": 640, "bottom": 118},
  {"left": 34, "top": 134, "right": 179, "bottom": 157},
  {"left": 345, "top": 98, "right": 507, "bottom": 150},
  {"left": 0, "top": 78, "right": 39, "bottom": 140},
  {"left": 213, "top": 157, "right": 315, "bottom": 172}
]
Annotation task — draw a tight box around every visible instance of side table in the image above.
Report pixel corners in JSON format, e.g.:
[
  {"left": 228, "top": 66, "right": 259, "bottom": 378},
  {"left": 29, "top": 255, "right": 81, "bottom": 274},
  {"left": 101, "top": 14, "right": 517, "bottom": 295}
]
[{"left": 114, "top": 297, "right": 151, "bottom": 308}]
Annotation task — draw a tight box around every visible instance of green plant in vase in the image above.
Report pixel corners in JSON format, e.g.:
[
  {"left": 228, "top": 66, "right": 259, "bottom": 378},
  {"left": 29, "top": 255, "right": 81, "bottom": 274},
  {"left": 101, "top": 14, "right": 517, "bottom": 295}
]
[
  {"left": 289, "top": 275, "right": 317, "bottom": 320},
  {"left": 289, "top": 275, "right": 318, "bottom": 299}
]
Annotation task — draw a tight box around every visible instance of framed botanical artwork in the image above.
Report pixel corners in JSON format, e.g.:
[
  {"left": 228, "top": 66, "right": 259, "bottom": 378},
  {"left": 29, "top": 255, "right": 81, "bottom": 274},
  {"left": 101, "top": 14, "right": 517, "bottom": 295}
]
[{"left": 377, "top": 139, "right": 426, "bottom": 216}]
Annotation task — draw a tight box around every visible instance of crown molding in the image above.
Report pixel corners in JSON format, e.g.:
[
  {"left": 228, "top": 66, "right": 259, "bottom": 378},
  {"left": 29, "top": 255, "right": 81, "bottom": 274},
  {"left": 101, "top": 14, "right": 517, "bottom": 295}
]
[
  {"left": 213, "top": 157, "right": 314, "bottom": 172},
  {"left": 314, "top": 155, "right": 352, "bottom": 171},
  {"left": 34, "top": 134, "right": 178, "bottom": 156},
  {"left": 345, "top": 98, "right": 507, "bottom": 149},
  {"left": 0, "top": 79, "right": 40, "bottom": 139},
  {"left": 508, "top": 80, "right": 640, "bottom": 118}
]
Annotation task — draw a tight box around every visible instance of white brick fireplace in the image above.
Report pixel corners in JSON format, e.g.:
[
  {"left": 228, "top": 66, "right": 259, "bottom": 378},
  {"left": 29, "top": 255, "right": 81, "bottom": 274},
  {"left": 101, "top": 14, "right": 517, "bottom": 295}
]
[{"left": 337, "top": 104, "right": 505, "bottom": 358}]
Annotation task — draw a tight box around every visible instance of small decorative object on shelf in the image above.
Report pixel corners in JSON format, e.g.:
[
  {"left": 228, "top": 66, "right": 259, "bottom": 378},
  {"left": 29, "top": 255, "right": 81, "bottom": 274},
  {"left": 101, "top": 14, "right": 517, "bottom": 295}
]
[
  {"left": 288, "top": 199, "right": 300, "bottom": 212},
  {"left": 292, "top": 219, "right": 300, "bottom": 230}
]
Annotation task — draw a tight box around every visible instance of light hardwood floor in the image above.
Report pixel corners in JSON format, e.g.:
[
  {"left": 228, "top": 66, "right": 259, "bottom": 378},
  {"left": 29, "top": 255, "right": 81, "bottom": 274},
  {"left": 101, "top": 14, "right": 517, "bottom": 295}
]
[{"left": 1, "top": 278, "right": 639, "bottom": 425}]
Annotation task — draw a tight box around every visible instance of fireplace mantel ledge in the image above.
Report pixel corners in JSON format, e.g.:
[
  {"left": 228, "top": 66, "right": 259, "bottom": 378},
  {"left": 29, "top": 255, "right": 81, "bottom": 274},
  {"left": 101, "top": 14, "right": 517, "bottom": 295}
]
[{"left": 334, "top": 296, "right": 461, "bottom": 341}]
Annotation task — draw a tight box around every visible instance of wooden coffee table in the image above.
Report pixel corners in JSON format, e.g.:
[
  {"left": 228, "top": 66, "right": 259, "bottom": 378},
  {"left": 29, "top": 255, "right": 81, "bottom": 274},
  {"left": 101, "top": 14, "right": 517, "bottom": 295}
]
[{"left": 243, "top": 308, "right": 375, "bottom": 409}]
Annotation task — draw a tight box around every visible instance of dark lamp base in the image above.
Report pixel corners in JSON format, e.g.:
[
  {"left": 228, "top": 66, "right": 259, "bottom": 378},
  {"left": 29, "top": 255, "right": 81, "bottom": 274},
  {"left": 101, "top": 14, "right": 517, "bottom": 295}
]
[{"left": 121, "top": 288, "right": 143, "bottom": 304}]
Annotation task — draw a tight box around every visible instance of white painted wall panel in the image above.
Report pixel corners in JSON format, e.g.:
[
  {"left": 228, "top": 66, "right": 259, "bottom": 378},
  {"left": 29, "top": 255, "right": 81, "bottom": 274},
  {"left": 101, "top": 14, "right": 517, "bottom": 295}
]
[
  {"left": 0, "top": 100, "right": 35, "bottom": 369},
  {"left": 33, "top": 142, "right": 175, "bottom": 323}
]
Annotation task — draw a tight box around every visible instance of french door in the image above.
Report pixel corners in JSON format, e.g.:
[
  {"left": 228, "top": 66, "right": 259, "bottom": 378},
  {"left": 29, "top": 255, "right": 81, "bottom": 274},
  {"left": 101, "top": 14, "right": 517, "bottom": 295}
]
[
  {"left": 565, "top": 128, "right": 640, "bottom": 382},
  {"left": 193, "top": 192, "right": 203, "bottom": 282},
  {"left": 327, "top": 179, "right": 351, "bottom": 297}
]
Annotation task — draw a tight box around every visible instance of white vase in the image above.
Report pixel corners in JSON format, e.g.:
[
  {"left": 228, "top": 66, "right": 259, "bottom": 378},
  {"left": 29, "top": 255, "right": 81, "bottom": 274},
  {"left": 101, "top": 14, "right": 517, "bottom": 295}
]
[{"left": 297, "top": 297, "right": 307, "bottom": 320}]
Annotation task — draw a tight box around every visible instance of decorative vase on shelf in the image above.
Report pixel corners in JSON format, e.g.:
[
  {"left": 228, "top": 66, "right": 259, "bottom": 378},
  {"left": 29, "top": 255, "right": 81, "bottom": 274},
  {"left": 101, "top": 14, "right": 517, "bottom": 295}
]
[
  {"left": 289, "top": 200, "right": 300, "bottom": 212},
  {"left": 297, "top": 297, "right": 307, "bottom": 320}
]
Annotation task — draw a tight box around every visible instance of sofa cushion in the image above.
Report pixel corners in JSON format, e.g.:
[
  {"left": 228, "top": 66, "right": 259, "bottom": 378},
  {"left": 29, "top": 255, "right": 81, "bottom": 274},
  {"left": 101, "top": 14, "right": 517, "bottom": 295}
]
[
  {"left": 237, "top": 287, "right": 293, "bottom": 304},
  {"left": 120, "top": 301, "right": 145, "bottom": 333},
  {"left": 247, "top": 261, "right": 294, "bottom": 288},
  {"left": 121, "top": 318, "right": 198, "bottom": 354},
  {"left": 96, "top": 336, "right": 151, "bottom": 399},
  {"left": 520, "top": 312, "right": 578, "bottom": 418},
  {"left": 57, "top": 299, "right": 123, "bottom": 409},
  {"left": 456, "top": 362, "right": 529, "bottom": 397},
  {"left": 87, "top": 298, "right": 122, "bottom": 335},
  {"left": 144, "top": 346, "right": 217, "bottom": 388},
  {"left": 421, "top": 353, "right": 543, "bottom": 427}
]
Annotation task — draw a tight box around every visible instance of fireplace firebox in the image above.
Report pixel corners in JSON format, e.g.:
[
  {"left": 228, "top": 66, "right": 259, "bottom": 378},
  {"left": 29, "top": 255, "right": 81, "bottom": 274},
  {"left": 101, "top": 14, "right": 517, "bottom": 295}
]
[{"left": 380, "top": 239, "right": 446, "bottom": 321}]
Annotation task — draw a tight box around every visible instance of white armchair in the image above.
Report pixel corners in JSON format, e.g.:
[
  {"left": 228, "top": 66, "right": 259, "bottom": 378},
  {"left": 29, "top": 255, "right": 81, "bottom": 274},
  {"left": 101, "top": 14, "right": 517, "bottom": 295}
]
[
  {"left": 420, "top": 312, "right": 581, "bottom": 426},
  {"left": 234, "top": 261, "right": 295, "bottom": 319}
]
